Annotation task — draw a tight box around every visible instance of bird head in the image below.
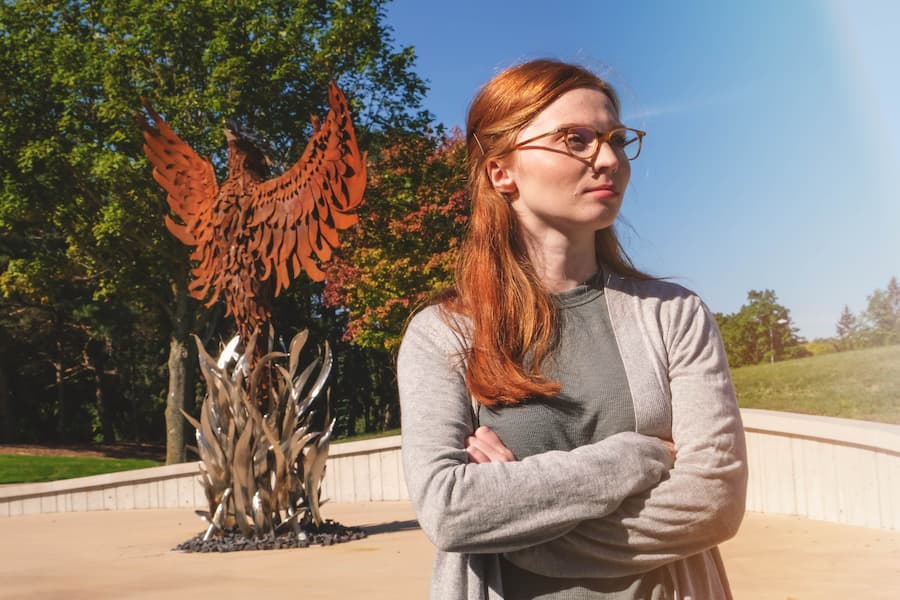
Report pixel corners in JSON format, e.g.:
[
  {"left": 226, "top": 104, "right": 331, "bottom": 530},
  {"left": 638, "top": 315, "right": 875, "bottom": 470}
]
[{"left": 224, "top": 119, "right": 279, "bottom": 176}]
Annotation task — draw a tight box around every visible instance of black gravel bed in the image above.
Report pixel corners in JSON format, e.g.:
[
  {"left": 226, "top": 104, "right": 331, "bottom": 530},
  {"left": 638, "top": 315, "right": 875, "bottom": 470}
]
[{"left": 175, "top": 519, "right": 368, "bottom": 552}]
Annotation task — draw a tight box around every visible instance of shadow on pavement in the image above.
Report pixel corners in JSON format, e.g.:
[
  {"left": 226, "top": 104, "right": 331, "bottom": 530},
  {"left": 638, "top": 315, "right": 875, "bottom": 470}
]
[{"left": 362, "top": 519, "right": 421, "bottom": 535}]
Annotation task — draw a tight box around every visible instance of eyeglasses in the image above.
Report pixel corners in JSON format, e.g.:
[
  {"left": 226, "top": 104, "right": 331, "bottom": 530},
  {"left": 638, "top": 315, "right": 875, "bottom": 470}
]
[{"left": 513, "top": 126, "right": 646, "bottom": 162}]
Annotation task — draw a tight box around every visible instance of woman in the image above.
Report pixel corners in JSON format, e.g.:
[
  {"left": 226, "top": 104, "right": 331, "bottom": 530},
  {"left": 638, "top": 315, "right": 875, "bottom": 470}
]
[{"left": 398, "top": 59, "right": 747, "bottom": 600}]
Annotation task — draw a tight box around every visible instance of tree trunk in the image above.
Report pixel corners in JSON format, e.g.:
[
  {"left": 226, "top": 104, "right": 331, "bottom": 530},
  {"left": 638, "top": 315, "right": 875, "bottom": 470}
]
[
  {"left": 339, "top": 346, "right": 367, "bottom": 438},
  {"left": 127, "top": 355, "right": 139, "bottom": 442},
  {"left": 165, "top": 270, "right": 194, "bottom": 464},
  {"left": 363, "top": 352, "right": 378, "bottom": 433},
  {"left": 166, "top": 335, "right": 188, "bottom": 463},
  {"left": 378, "top": 358, "right": 398, "bottom": 430},
  {"left": 88, "top": 342, "right": 115, "bottom": 444},
  {"left": 55, "top": 324, "right": 67, "bottom": 442},
  {"left": 0, "top": 363, "right": 12, "bottom": 442}
]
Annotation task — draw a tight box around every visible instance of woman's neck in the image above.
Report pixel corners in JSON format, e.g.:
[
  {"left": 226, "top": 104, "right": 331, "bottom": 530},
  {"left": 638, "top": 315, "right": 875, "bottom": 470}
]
[{"left": 521, "top": 229, "right": 598, "bottom": 293}]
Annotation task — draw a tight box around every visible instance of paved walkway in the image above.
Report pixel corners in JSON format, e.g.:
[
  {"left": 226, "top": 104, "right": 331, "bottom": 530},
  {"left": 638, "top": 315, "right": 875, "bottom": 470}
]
[{"left": 1, "top": 502, "right": 898, "bottom": 599}]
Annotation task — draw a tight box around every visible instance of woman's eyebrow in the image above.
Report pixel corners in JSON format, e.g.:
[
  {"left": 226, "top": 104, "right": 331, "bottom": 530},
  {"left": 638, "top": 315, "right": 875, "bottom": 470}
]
[{"left": 555, "top": 122, "right": 625, "bottom": 131}]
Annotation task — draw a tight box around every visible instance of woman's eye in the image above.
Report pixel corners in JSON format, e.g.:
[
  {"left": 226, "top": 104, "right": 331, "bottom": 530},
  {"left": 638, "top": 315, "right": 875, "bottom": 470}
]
[
  {"left": 609, "top": 132, "right": 630, "bottom": 147},
  {"left": 566, "top": 135, "right": 586, "bottom": 149},
  {"left": 565, "top": 128, "right": 593, "bottom": 151}
]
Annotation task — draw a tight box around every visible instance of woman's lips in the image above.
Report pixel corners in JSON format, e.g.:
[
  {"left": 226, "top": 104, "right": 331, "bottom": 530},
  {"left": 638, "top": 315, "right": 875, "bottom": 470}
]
[{"left": 584, "top": 184, "right": 617, "bottom": 197}]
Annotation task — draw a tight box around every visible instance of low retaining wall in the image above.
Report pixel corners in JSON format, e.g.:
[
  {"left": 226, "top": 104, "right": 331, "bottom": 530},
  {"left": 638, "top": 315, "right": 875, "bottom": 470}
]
[
  {"left": 741, "top": 409, "right": 899, "bottom": 530},
  {"left": 317, "top": 435, "right": 408, "bottom": 503},
  {"left": 2, "top": 409, "right": 898, "bottom": 530}
]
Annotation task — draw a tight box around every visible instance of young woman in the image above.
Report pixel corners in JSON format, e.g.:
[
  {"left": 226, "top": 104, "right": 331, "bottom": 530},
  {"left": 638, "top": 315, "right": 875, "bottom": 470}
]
[{"left": 398, "top": 59, "right": 747, "bottom": 600}]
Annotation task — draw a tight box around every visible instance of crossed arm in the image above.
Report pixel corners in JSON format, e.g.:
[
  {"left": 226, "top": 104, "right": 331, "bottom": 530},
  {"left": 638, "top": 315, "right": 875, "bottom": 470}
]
[
  {"left": 500, "top": 299, "right": 748, "bottom": 577},
  {"left": 465, "top": 425, "right": 676, "bottom": 465}
]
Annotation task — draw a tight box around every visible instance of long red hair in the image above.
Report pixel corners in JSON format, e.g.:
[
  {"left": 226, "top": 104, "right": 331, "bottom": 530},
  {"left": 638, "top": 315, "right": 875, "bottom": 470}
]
[{"left": 442, "top": 59, "right": 650, "bottom": 407}]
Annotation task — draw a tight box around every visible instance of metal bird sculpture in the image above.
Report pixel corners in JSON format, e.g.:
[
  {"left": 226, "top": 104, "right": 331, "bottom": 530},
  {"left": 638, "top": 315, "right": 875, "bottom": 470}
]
[{"left": 138, "top": 83, "right": 367, "bottom": 344}]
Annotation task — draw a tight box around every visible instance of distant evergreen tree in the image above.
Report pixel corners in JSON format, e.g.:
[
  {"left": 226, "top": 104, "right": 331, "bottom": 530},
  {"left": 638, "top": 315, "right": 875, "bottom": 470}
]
[{"left": 835, "top": 304, "right": 860, "bottom": 350}]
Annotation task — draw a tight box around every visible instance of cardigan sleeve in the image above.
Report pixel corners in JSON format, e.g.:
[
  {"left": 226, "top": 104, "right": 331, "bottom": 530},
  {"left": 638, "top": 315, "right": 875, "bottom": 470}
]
[
  {"left": 503, "top": 295, "right": 748, "bottom": 577},
  {"left": 399, "top": 305, "right": 675, "bottom": 555}
]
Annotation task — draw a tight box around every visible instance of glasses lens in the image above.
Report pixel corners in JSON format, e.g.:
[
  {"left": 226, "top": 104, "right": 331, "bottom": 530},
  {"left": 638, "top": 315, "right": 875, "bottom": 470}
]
[
  {"left": 613, "top": 128, "right": 642, "bottom": 160},
  {"left": 563, "top": 127, "right": 598, "bottom": 158}
]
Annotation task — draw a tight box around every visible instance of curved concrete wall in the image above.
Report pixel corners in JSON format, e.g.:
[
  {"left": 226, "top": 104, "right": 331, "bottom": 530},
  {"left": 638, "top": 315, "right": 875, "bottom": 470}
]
[
  {"left": 2, "top": 409, "right": 898, "bottom": 531},
  {"left": 741, "top": 408, "right": 899, "bottom": 530}
]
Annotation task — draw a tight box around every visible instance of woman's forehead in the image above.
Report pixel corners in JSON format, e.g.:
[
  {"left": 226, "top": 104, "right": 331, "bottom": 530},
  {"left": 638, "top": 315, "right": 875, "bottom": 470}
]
[{"left": 523, "top": 88, "right": 619, "bottom": 133}]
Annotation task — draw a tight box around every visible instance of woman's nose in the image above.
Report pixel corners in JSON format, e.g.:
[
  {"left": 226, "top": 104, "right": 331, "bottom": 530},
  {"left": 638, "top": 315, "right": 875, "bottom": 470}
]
[{"left": 591, "top": 140, "right": 620, "bottom": 173}]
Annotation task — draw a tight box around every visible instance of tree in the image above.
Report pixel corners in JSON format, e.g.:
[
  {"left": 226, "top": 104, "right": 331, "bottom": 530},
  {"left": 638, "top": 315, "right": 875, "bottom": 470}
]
[
  {"left": 716, "top": 289, "right": 806, "bottom": 367},
  {"left": 0, "top": 228, "right": 96, "bottom": 441},
  {"left": 835, "top": 304, "right": 860, "bottom": 351},
  {"left": 325, "top": 128, "right": 468, "bottom": 352},
  {"left": 1, "top": 0, "right": 429, "bottom": 454},
  {"left": 319, "top": 128, "right": 468, "bottom": 434},
  {"left": 861, "top": 277, "right": 900, "bottom": 346}
]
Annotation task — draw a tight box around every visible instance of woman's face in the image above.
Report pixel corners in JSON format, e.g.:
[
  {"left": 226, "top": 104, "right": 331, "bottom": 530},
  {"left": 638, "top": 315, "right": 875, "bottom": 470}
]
[{"left": 492, "top": 87, "right": 630, "bottom": 242}]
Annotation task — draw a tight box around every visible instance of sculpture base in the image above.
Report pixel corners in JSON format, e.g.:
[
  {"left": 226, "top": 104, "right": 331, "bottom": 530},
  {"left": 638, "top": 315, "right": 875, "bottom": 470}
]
[{"left": 174, "top": 519, "right": 367, "bottom": 553}]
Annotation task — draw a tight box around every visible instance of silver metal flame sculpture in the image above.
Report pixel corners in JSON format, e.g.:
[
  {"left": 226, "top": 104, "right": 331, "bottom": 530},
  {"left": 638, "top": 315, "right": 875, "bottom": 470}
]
[{"left": 182, "top": 329, "right": 335, "bottom": 541}]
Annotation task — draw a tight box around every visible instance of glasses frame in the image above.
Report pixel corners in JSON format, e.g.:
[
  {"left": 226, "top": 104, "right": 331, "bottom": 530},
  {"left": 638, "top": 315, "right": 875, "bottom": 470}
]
[{"left": 513, "top": 126, "right": 646, "bottom": 162}]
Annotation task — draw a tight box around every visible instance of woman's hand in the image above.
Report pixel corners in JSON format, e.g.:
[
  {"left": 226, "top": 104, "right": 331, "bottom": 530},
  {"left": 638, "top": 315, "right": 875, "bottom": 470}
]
[
  {"left": 661, "top": 439, "right": 676, "bottom": 463},
  {"left": 463, "top": 427, "right": 671, "bottom": 465},
  {"left": 465, "top": 426, "right": 516, "bottom": 463}
]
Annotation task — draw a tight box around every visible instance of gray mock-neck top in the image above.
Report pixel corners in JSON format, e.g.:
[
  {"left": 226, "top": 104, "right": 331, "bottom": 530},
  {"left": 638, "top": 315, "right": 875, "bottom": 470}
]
[{"left": 477, "top": 274, "right": 669, "bottom": 599}]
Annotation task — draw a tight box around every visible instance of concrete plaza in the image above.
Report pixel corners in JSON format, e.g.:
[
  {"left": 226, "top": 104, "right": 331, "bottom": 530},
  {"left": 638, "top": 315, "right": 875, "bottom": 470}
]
[{"left": 1, "top": 501, "right": 898, "bottom": 599}]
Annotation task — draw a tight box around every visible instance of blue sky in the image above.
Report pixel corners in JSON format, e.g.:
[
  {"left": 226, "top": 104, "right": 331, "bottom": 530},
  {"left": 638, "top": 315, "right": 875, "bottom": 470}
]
[{"left": 384, "top": 0, "right": 900, "bottom": 340}]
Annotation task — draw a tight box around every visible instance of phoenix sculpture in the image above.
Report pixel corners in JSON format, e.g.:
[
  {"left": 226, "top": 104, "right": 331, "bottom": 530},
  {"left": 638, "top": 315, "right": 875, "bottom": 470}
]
[
  {"left": 138, "top": 82, "right": 366, "bottom": 344},
  {"left": 138, "top": 84, "right": 366, "bottom": 543}
]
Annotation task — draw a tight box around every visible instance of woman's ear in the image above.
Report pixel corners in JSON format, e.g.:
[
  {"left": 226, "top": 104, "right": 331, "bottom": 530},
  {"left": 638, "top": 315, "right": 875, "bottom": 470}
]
[{"left": 487, "top": 157, "right": 518, "bottom": 195}]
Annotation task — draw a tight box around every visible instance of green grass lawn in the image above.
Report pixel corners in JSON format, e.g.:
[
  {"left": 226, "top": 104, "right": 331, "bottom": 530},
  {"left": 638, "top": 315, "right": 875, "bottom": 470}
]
[
  {"left": 731, "top": 344, "right": 900, "bottom": 424},
  {"left": 0, "top": 455, "right": 161, "bottom": 484}
]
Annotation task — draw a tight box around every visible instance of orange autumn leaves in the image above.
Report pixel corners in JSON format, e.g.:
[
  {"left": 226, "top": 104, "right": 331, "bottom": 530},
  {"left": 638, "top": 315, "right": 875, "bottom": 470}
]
[{"left": 324, "top": 129, "right": 468, "bottom": 352}]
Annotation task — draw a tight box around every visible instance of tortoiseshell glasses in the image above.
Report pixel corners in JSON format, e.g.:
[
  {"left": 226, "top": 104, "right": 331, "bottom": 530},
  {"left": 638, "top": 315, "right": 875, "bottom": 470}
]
[{"left": 514, "top": 126, "right": 646, "bottom": 162}]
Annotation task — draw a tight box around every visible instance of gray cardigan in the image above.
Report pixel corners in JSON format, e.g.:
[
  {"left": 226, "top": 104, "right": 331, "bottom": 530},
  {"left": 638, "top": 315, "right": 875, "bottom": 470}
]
[{"left": 398, "top": 272, "right": 748, "bottom": 600}]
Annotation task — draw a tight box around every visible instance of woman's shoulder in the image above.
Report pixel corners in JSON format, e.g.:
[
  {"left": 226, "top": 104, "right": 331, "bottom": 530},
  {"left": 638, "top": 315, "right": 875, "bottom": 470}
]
[
  {"left": 407, "top": 302, "right": 467, "bottom": 331},
  {"left": 402, "top": 302, "right": 472, "bottom": 352},
  {"left": 606, "top": 272, "right": 705, "bottom": 308},
  {"left": 605, "top": 272, "right": 718, "bottom": 339},
  {"left": 606, "top": 273, "right": 725, "bottom": 358}
]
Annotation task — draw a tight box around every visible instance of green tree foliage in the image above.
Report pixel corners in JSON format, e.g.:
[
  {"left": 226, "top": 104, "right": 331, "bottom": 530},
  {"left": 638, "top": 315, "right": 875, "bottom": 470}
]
[
  {"left": 860, "top": 276, "right": 900, "bottom": 346},
  {"left": 821, "top": 277, "right": 900, "bottom": 354},
  {"left": 0, "top": 0, "right": 429, "bottom": 453},
  {"left": 715, "top": 289, "right": 808, "bottom": 367}
]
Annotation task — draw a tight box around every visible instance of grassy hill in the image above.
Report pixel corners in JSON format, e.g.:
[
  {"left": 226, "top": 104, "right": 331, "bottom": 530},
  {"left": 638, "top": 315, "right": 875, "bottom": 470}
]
[{"left": 730, "top": 344, "right": 900, "bottom": 424}]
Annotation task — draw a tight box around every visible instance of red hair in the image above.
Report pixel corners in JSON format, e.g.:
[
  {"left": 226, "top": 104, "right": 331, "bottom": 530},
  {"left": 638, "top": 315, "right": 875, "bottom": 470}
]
[{"left": 444, "top": 59, "right": 650, "bottom": 407}]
